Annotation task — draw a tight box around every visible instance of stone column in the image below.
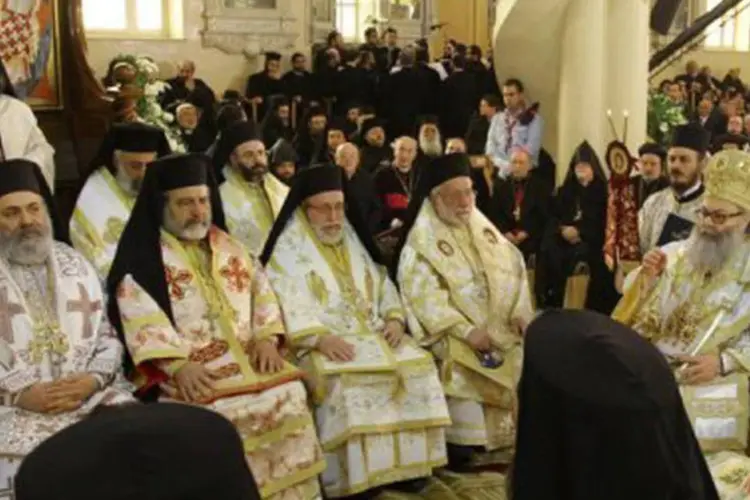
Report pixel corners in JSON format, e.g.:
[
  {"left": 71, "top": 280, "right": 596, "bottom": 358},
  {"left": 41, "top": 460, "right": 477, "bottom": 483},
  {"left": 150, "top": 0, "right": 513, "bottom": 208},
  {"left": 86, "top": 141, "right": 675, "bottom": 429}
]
[
  {"left": 606, "top": 0, "right": 649, "bottom": 153},
  {"left": 557, "top": 0, "right": 607, "bottom": 185}
]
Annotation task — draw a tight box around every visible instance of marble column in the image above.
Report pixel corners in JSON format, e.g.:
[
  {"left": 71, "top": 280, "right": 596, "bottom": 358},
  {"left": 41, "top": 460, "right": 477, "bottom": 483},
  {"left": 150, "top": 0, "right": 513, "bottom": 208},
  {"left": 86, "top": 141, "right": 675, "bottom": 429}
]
[
  {"left": 606, "top": 0, "right": 649, "bottom": 153},
  {"left": 556, "top": 0, "right": 607, "bottom": 185}
]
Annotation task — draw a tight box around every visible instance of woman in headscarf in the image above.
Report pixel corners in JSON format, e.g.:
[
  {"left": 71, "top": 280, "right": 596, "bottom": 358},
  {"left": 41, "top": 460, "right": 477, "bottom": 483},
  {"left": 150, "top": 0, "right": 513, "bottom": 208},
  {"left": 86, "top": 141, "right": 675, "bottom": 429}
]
[{"left": 535, "top": 140, "right": 615, "bottom": 313}]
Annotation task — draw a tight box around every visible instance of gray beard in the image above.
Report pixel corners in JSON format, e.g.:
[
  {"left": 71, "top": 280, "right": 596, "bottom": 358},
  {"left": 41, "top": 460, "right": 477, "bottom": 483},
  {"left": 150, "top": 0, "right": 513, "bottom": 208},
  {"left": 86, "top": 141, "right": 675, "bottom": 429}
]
[
  {"left": 162, "top": 207, "right": 210, "bottom": 241},
  {"left": 0, "top": 221, "right": 53, "bottom": 266},
  {"left": 684, "top": 228, "right": 744, "bottom": 274},
  {"left": 115, "top": 168, "right": 141, "bottom": 197}
]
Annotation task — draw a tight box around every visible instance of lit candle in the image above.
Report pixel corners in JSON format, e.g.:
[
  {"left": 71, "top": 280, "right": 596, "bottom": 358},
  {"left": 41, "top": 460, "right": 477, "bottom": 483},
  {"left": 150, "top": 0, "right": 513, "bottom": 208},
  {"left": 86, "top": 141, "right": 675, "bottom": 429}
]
[
  {"left": 606, "top": 109, "right": 612, "bottom": 117},
  {"left": 623, "top": 109, "right": 629, "bottom": 118}
]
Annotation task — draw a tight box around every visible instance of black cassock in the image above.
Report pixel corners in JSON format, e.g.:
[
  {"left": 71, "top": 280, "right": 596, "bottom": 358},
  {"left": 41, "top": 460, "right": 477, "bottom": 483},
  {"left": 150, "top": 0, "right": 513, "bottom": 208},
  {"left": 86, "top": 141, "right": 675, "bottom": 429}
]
[
  {"left": 536, "top": 142, "right": 617, "bottom": 313},
  {"left": 440, "top": 70, "right": 480, "bottom": 139},
  {"left": 631, "top": 174, "right": 669, "bottom": 209},
  {"left": 244, "top": 71, "right": 285, "bottom": 122},
  {"left": 491, "top": 172, "right": 550, "bottom": 262},
  {"left": 381, "top": 68, "right": 432, "bottom": 139},
  {"left": 281, "top": 69, "right": 315, "bottom": 126}
]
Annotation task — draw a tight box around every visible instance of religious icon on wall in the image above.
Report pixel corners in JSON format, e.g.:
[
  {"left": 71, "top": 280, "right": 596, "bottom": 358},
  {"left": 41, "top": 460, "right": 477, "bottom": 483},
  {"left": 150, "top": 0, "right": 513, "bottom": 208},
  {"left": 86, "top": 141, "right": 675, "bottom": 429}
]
[
  {"left": 0, "top": 0, "right": 62, "bottom": 109},
  {"left": 385, "top": 0, "right": 421, "bottom": 20},
  {"left": 223, "top": 0, "right": 277, "bottom": 8}
]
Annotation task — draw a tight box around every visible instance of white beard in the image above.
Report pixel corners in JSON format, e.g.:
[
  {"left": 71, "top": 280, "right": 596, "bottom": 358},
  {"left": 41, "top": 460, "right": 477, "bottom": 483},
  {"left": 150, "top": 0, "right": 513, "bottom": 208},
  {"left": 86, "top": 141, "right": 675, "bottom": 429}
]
[
  {"left": 684, "top": 227, "right": 744, "bottom": 274},
  {"left": 311, "top": 223, "right": 343, "bottom": 246},
  {"left": 420, "top": 136, "right": 442, "bottom": 157},
  {"left": 115, "top": 167, "right": 142, "bottom": 197}
]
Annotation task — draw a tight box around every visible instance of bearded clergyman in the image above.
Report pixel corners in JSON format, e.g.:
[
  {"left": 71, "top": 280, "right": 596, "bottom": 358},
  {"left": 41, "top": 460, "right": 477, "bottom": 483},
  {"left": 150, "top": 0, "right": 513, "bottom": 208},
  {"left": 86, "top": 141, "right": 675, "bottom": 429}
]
[
  {"left": 214, "top": 121, "right": 288, "bottom": 257},
  {"left": 639, "top": 123, "right": 710, "bottom": 253},
  {"left": 107, "top": 153, "right": 324, "bottom": 500},
  {"left": 0, "top": 160, "right": 133, "bottom": 497},
  {"left": 613, "top": 149, "right": 750, "bottom": 497},
  {"left": 397, "top": 153, "right": 533, "bottom": 488},
  {"left": 260, "top": 164, "right": 454, "bottom": 499},
  {"left": 70, "top": 123, "right": 170, "bottom": 279}
]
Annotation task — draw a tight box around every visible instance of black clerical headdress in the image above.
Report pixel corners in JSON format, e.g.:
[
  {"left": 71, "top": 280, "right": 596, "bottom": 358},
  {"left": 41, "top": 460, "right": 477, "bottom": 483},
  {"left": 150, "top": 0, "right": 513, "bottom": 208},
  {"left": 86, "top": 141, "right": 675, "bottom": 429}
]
[
  {"left": 15, "top": 403, "right": 261, "bottom": 500},
  {"left": 0, "top": 159, "right": 69, "bottom": 244},
  {"left": 563, "top": 140, "right": 606, "bottom": 188},
  {"left": 359, "top": 117, "right": 386, "bottom": 143},
  {"left": 269, "top": 138, "right": 297, "bottom": 166},
  {"left": 86, "top": 122, "right": 171, "bottom": 178},
  {"left": 212, "top": 121, "right": 262, "bottom": 182},
  {"left": 106, "top": 153, "right": 226, "bottom": 391},
  {"left": 512, "top": 309, "right": 719, "bottom": 500},
  {"left": 260, "top": 162, "right": 382, "bottom": 266},
  {"left": 712, "top": 133, "right": 749, "bottom": 152},
  {"left": 638, "top": 142, "right": 667, "bottom": 164},
  {"left": 264, "top": 51, "right": 282, "bottom": 62},
  {"left": 393, "top": 153, "right": 472, "bottom": 270},
  {"left": 0, "top": 58, "right": 17, "bottom": 97},
  {"left": 671, "top": 123, "right": 710, "bottom": 154}
]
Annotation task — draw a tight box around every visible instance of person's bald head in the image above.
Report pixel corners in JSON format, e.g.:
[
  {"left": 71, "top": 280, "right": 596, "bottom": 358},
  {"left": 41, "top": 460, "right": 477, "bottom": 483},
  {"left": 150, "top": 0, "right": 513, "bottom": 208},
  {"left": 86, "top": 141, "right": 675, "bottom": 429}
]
[
  {"left": 393, "top": 136, "right": 417, "bottom": 170},
  {"left": 335, "top": 142, "right": 360, "bottom": 177},
  {"left": 178, "top": 60, "right": 196, "bottom": 80},
  {"left": 445, "top": 138, "right": 466, "bottom": 154}
]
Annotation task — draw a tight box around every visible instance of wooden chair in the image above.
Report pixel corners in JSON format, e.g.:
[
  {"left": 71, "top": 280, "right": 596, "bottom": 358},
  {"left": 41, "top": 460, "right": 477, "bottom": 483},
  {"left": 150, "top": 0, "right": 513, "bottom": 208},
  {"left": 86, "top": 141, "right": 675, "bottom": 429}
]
[{"left": 563, "top": 262, "right": 590, "bottom": 310}]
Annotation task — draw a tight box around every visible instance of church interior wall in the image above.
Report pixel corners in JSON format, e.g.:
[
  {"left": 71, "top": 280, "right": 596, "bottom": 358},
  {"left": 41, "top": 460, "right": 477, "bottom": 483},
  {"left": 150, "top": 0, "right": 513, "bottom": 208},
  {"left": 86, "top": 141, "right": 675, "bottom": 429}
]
[{"left": 83, "top": 0, "right": 312, "bottom": 95}]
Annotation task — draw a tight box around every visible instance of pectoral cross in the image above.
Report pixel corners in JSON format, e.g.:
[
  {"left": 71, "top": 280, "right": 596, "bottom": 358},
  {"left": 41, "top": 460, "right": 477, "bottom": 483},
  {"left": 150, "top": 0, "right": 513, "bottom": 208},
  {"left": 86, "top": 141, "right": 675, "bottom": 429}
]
[
  {"left": 513, "top": 205, "right": 521, "bottom": 222},
  {"left": 0, "top": 288, "right": 24, "bottom": 344},
  {"left": 66, "top": 283, "right": 102, "bottom": 339}
]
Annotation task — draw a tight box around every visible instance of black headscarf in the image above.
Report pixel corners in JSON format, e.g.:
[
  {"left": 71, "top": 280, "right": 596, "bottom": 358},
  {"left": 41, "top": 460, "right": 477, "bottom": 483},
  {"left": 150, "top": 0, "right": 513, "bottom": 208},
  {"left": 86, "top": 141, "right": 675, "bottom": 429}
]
[
  {"left": 106, "top": 153, "right": 226, "bottom": 388},
  {"left": 512, "top": 309, "right": 719, "bottom": 500},
  {"left": 260, "top": 162, "right": 382, "bottom": 266},
  {"left": 0, "top": 159, "right": 69, "bottom": 244},
  {"left": 392, "top": 153, "right": 471, "bottom": 271},
  {"left": 15, "top": 403, "right": 261, "bottom": 500},
  {"left": 85, "top": 122, "right": 171, "bottom": 179},
  {"left": 562, "top": 140, "right": 606, "bottom": 189}
]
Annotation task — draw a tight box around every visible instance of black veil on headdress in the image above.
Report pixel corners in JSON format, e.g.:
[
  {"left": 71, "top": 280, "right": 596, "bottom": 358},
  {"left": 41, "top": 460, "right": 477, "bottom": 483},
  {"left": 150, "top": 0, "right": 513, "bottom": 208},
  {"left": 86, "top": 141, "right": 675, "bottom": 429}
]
[
  {"left": 563, "top": 140, "right": 607, "bottom": 188},
  {"left": 0, "top": 57, "right": 17, "bottom": 97},
  {"left": 512, "top": 309, "right": 719, "bottom": 500},
  {"left": 106, "top": 153, "right": 226, "bottom": 396},
  {"left": 392, "top": 153, "right": 472, "bottom": 272},
  {"left": 260, "top": 162, "right": 383, "bottom": 266},
  {"left": 84, "top": 122, "right": 171, "bottom": 180},
  {"left": 0, "top": 159, "right": 69, "bottom": 244}
]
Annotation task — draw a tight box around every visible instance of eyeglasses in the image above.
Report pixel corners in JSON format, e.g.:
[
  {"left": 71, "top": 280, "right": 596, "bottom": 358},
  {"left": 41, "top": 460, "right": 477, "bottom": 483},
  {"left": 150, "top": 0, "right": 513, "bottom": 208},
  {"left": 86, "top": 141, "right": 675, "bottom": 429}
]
[
  {"left": 695, "top": 207, "right": 744, "bottom": 225},
  {"left": 307, "top": 202, "right": 345, "bottom": 217}
]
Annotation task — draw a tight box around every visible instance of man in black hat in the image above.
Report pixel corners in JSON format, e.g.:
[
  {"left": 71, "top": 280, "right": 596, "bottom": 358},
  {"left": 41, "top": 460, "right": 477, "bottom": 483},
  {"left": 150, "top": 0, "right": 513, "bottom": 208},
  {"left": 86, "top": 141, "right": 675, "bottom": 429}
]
[
  {"left": 358, "top": 117, "right": 391, "bottom": 173},
  {"left": 318, "top": 117, "right": 348, "bottom": 163},
  {"left": 70, "top": 122, "right": 171, "bottom": 279},
  {"left": 634, "top": 142, "right": 669, "bottom": 209},
  {"left": 268, "top": 138, "right": 296, "bottom": 185},
  {"left": 639, "top": 122, "right": 710, "bottom": 252},
  {"left": 416, "top": 115, "right": 443, "bottom": 159},
  {"left": 397, "top": 153, "right": 532, "bottom": 478},
  {"left": 107, "top": 153, "right": 324, "bottom": 499},
  {"left": 513, "top": 309, "right": 719, "bottom": 500},
  {"left": 15, "top": 403, "right": 262, "bottom": 500},
  {"left": 0, "top": 160, "right": 133, "bottom": 492},
  {"left": 215, "top": 121, "right": 289, "bottom": 257},
  {"left": 712, "top": 132, "right": 750, "bottom": 153},
  {"left": 245, "top": 52, "right": 285, "bottom": 122},
  {"left": 0, "top": 58, "right": 55, "bottom": 189},
  {"left": 293, "top": 105, "right": 328, "bottom": 166},
  {"left": 260, "top": 164, "right": 452, "bottom": 499}
]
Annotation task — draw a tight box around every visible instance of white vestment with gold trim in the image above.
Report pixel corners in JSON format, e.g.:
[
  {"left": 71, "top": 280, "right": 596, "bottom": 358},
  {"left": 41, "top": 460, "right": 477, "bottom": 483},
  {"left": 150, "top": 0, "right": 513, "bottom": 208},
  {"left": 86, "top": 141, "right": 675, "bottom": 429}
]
[
  {"left": 70, "top": 168, "right": 135, "bottom": 280},
  {"left": 265, "top": 211, "right": 450, "bottom": 498},
  {"left": 398, "top": 201, "right": 533, "bottom": 464},
  {"left": 0, "top": 242, "right": 133, "bottom": 499}
]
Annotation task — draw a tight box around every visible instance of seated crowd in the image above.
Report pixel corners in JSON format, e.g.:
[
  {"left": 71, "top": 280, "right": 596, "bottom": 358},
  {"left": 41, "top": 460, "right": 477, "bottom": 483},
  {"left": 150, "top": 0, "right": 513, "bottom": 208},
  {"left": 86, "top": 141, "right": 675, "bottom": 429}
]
[{"left": 3, "top": 28, "right": 750, "bottom": 500}]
